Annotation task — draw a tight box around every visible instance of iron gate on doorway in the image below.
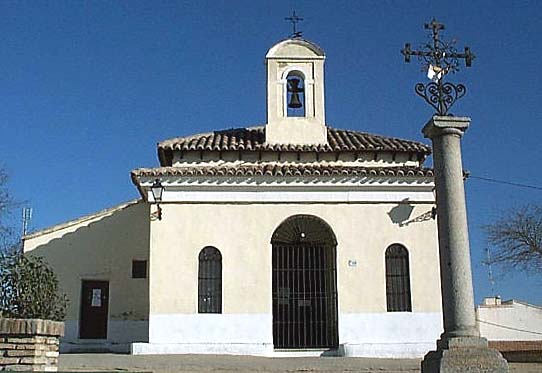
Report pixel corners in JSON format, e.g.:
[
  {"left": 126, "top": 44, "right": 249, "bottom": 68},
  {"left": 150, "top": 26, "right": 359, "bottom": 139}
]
[{"left": 271, "top": 215, "right": 338, "bottom": 349}]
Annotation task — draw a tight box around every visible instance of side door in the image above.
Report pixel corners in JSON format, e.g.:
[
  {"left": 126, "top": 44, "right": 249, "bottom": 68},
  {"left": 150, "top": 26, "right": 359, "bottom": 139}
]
[{"left": 79, "top": 280, "right": 109, "bottom": 339}]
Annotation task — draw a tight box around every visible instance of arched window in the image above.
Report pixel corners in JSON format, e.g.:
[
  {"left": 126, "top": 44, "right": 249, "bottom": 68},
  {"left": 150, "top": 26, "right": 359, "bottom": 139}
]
[
  {"left": 198, "top": 246, "right": 222, "bottom": 313},
  {"left": 286, "top": 72, "right": 305, "bottom": 117},
  {"left": 385, "top": 244, "right": 412, "bottom": 312}
]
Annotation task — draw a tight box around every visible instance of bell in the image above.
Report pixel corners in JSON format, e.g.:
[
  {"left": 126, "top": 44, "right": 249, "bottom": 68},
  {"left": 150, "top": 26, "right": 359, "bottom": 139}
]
[
  {"left": 288, "top": 92, "right": 302, "bottom": 109},
  {"left": 287, "top": 78, "right": 304, "bottom": 109}
]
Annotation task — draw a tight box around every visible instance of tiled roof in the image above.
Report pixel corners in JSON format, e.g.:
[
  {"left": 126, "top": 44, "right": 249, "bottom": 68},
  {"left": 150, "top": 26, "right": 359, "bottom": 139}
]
[
  {"left": 132, "top": 165, "right": 434, "bottom": 178},
  {"left": 158, "top": 126, "right": 430, "bottom": 159}
]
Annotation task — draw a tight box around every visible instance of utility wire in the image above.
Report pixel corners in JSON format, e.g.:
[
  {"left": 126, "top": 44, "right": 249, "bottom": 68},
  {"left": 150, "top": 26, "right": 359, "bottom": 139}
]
[
  {"left": 468, "top": 175, "right": 542, "bottom": 191},
  {"left": 476, "top": 318, "right": 542, "bottom": 336}
]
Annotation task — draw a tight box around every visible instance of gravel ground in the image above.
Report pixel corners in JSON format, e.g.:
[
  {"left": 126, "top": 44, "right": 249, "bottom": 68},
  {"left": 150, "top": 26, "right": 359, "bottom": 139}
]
[{"left": 59, "top": 353, "right": 542, "bottom": 373}]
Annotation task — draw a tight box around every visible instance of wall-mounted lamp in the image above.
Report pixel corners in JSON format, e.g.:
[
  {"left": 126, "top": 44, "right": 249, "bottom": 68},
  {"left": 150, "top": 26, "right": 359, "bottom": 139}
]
[{"left": 150, "top": 178, "right": 164, "bottom": 220}]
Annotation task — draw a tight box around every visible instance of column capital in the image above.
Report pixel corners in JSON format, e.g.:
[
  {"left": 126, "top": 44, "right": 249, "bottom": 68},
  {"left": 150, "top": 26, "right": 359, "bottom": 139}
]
[{"left": 422, "top": 115, "right": 471, "bottom": 140}]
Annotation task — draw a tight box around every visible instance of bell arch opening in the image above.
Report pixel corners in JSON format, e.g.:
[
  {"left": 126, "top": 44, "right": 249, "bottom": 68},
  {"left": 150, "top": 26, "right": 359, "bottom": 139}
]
[
  {"left": 271, "top": 214, "right": 339, "bottom": 349},
  {"left": 285, "top": 71, "right": 306, "bottom": 118}
]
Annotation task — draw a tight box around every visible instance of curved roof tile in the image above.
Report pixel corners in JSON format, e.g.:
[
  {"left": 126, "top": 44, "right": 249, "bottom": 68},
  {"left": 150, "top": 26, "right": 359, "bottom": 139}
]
[
  {"left": 132, "top": 165, "right": 434, "bottom": 179},
  {"left": 158, "top": 126, "right": 430, "bottom": 154}
]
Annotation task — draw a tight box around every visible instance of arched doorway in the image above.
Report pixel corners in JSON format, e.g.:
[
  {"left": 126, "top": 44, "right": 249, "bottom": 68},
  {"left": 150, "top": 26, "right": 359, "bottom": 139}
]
[{"left": 271, "top": 215, "right": 338, "bottom": 349}]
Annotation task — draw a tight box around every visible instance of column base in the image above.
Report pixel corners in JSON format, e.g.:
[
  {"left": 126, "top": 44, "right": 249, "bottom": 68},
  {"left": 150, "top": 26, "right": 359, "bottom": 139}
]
[{"left": 421, "top": 336, "right": 509, "bottom": 373}]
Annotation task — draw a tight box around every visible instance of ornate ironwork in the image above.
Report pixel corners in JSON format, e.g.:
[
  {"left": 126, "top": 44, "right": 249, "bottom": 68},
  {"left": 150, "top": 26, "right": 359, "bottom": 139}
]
[
  {"left": 415, "top": 82, "right": 466, "bottom": 116},
  {"left": 401, "top": 19, "right": 475, "bottom": 115},
  {"left": 285, "top": 10, "right": 303, "bottom": 38},
  {"left": 399, "top": 208, "right": 436, "bottom": 227}
]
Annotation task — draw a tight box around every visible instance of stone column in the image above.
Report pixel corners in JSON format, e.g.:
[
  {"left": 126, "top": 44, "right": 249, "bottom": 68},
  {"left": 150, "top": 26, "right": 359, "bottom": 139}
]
[{"left": 421, "top": 116, "right": 508, "bottom": 373}]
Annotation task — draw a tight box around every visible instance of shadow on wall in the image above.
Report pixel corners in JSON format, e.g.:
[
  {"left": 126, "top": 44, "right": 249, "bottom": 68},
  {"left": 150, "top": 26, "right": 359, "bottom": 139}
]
[
  {"left": 387, "top": 198, "right": 435, "bottom": 227},
  {"left": 27, "top": 201, "right": 150, "bottom": 344},
  {"left": 387, "top": 199, "right": 415, "bottom": 225}
]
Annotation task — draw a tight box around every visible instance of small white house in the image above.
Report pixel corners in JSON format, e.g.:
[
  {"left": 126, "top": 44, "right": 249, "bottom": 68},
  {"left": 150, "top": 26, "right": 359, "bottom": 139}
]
[
  {"left": 23, "top": 36, "right": 443, "bottom": 358},
  {"left": 477, "top": 297, "right": 542, "bottom": 342},
  {"left": 477, "top": 297, "right": 542, "bottom": 361}
]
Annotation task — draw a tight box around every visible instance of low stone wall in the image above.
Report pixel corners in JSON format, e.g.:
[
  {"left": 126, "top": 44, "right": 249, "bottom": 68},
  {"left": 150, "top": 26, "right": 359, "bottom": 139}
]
[
  {"left": 0, "top": 318, "right": 64, "bottom": 372},
  {"left": 489, "top": 340, "right": 542, "bottom": 363}
]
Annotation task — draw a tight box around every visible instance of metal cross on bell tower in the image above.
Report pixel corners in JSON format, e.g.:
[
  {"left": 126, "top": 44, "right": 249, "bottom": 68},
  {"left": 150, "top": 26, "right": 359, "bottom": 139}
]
[
  {"left": 285, "top": 10, "right": 303, "bottom": 38},
  {"left": 401, "top": 19, "right": 475, "bottom": 115}
]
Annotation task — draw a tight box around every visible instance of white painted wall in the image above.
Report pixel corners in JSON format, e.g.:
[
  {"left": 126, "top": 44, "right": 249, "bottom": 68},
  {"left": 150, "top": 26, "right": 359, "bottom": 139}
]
[
  {"left": 133, "top": 312, "right": 441, "bottom": 357},
  {"left": 149, "top": 314, "right": 272, "bottom": 344},
  {"left": 339, "top": 312, "right": 442, "bottom": 358},
  {"left": 148, "top": 202, "right": 441, "bottom": 314},
  {"left": 140, "top": 185, "right": 442, "bottom": 357},
  {"left": 477, "top": 299, "right": 542, "bottom": 341},
  {"left": 172, "top": 151, "right": 422, "bottom": 167}
]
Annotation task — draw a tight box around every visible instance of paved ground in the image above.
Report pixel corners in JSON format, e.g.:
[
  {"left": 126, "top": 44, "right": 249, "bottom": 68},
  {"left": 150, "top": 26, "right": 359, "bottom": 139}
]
[{"left": 59, "top": 353, "right": 542, "bottom": 372}]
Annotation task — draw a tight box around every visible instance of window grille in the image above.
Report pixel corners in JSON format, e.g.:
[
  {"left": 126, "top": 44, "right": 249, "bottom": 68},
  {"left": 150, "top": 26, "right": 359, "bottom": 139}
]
[
  {"left": 198, "top": 246, "right": 222, "bottom": 313},
  {"left": 385, "top": 244, "right": 412, "bottom": 312},
  {"left": 271, "top": 214, "right": 338, "bottom": 349}
]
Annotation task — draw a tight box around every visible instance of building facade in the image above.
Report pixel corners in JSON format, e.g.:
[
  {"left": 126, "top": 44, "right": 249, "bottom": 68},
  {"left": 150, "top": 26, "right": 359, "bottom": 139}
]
[
  {"left": 477, "top": 297, "right": 542, "bottom": 342},
  {"left": 23, "top": 37, "right": 443, "bottom": 358}
]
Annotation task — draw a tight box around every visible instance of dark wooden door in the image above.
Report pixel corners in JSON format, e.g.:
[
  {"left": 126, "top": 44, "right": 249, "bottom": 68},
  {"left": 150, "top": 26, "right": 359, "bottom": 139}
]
[{"left": 79, "top": 280, "right": 109, "bottom": 339}]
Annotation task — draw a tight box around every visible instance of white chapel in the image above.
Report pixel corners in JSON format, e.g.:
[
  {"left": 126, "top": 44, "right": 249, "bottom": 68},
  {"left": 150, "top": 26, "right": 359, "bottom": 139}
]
[{"left": 23, "top": 36, "right": 444, "bottom": 358}]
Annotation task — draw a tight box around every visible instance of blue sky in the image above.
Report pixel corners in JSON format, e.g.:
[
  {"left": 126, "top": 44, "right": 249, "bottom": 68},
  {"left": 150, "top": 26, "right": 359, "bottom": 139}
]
[{"left": 1, "top": 1, "right": 540, "bottom": 305}]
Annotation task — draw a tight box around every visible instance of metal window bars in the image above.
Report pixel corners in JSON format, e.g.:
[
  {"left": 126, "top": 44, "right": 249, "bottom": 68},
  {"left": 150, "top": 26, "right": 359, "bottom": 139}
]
[
  {"left": 198, "top": 246, "right": 222, "bottom": 314},
  {"left": 385, "top": 244, "right": 412, "bottom": 312}
]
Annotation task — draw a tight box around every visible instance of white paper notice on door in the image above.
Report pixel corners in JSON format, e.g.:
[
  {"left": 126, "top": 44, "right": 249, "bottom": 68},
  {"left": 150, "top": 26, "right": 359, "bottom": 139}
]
[{"left": 91, "top": 289, "right": 102, "bottom": 307}]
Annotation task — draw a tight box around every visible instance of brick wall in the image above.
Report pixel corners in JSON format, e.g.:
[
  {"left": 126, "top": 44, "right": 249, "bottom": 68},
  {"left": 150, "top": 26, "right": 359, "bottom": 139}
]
[
  {"left": 0, "top": 318, "right": 64, "bottom": 372},
  {"left": 488, "top": 340, "right": 542, "bottom": 363}
]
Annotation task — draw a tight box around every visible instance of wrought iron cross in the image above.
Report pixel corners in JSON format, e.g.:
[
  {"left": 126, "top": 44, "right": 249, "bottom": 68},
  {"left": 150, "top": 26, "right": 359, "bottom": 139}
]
[
  {"left": 401, "top": 19, "right": 475, "bottom": 115},
  {"left": 285, "top": 10, "right": 303, "bottom": 38}
]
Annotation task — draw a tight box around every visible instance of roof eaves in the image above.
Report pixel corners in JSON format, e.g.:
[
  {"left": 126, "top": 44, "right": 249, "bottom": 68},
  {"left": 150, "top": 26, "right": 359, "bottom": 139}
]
[{"left": 23, "top": 199, "right": 142, "bottom": 241}]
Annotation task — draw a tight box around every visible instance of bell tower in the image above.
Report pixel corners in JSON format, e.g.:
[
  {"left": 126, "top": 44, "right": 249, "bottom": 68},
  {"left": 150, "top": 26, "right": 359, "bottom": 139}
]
[{"left": 265, "top": 38, "right": 327, "bottom": 145}]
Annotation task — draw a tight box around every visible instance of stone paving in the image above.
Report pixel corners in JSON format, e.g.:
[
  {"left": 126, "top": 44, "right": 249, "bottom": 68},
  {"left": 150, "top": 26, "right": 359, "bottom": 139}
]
[{"left": 59, "top": 353, "right": 542, "bottom": 372}]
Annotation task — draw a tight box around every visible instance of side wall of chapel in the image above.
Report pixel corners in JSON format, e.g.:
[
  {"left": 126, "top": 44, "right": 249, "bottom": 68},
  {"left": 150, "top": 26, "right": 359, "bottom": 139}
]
[{"left": 23, "top": 201, "right": 150, "bottom": 352}]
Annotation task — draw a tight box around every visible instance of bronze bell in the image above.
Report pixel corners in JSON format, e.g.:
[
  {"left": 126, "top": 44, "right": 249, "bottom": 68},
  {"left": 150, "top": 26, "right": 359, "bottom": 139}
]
[
  {"left": 287, "top": 78, "right": 304, "bottom": 109},
  {"left": 288, "top": 92, "right": 302, "bottom": 109}
]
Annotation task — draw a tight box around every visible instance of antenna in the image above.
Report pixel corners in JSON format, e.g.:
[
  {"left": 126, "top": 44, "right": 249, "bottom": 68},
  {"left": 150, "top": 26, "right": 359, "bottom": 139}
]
[
  {"left": 22, "top": 207, "right": 32, "bottom": 237},
  {"left": 485, "top": 246, "right": 496, "bottom": 296}
]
